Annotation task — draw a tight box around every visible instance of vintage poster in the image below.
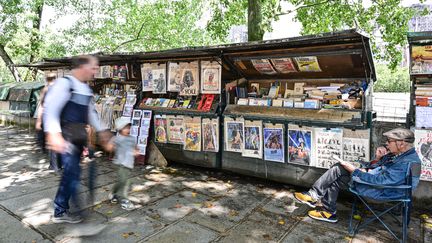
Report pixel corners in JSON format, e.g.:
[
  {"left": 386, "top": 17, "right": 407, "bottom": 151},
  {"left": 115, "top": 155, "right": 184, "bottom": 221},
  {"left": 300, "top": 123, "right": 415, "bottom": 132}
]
[
  {"left": 201, "top": 60, "right": 222, "bottom": 94},
  {"left": 167, "top": 115, "right": 184, "bottom": 144},
  {"left": 415, "top": 129, "right": 432, "bottom": 181},
  {"left": 133, "top": 109, "right": 142, "bottom": 119},
  {"left": 224, "top": 117, "right": 244, "bottom": 153},
  {"left": 152, "top": 65, "right": 167, "bottom": 94},
  {"left": 137, "top": 144, "right": 146, "bottom": 155},
  {"left": 137, "top": 136, "right": 148, "bottom": 146},
  {"left": 142, "top": 110, "right": 152, "bottom": 119},
  {"left": 98, "top": 65, "right": 112, "bottom": 78},
  {"left": 130, "top": 126, "right": 139, "bottom": 137},
  {"left": 251, "top": 59, "right": 277, "bottom": 75},
  {"left": 294, "top": 56, "right": 322, "bottom": 72},
  {"left": 342, "top": 129, "right": 370, "bottom": 163},
  {"left": 183, "top": 116, "right": 202, "bottom": 151},
  {"left": 141, "top": 63, "right": 154, "bottom": 92},
  {"left": 416, "top": 106, "right": 432, "bottom": 129},
  {"left": 314, "top": 127, "right": 343, "bottom": 169},
  {"left": 122, "top": 105, "right": 133, "bottom": 117},
  {"left": 263, "top": 123, "right": 285, "bottom": 163},
  {"left": 411, "top": 45, "right": 432, "bottom": 74},
  {"left": 168, "top": 62, "right": 182, "bottom": 92},
  {"left": 202, "top": 118, "right": 219, "bottom": 152},
  {"left": 154, "top": 115, "right": 167, "bottom": 143},
  {"left": 242, "top": 120, "right": 263, "bottom": 159},
  {"left": 270, "top": 58, "right": 298, "bottom": 73},
  {"left": 179, "top": 61, "right": 199, "bottom": 96},
  {"left": 288, "top": 124, "right": 313, "bottom": 166}
]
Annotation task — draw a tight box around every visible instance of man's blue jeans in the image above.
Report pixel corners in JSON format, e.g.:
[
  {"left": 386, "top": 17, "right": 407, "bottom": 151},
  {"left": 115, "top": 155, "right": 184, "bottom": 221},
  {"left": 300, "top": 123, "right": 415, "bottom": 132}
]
[{"left": 54, "top": 145, "right": 82, "bottom": 217}]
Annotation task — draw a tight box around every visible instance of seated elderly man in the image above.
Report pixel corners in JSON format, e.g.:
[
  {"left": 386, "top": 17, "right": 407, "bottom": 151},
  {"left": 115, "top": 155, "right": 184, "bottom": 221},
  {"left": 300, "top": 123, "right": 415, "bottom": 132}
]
[{"left": 294, "top": 128, "right": 421, "bottom": 223}]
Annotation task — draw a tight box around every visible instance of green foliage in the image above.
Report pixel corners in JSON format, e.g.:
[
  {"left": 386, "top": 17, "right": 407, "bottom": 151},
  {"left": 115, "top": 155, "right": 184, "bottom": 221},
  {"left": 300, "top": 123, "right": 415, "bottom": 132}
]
[{"left": 373, "top": 64, "right": 410, "bottom": 93}]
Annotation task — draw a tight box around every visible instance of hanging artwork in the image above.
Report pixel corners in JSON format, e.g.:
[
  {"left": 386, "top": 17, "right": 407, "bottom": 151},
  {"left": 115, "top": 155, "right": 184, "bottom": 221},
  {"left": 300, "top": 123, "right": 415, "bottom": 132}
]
[
  {"left": 167, "top": 115, "right": 184, "bottom": 144},
  {"left": 152, "top": 64, "right": 167, "bottom": 94},
  {"left": 263, "top": 123, "right": 285, "bottom": 163},
  {"left": 154, "top": 115, "right": 167, "bottom": 143},
  {"left": 201, "top": 60, "right": 221, "bottom": 94},
  {"left": 130, "top": 126, "right": 139, "bottom": 136},
  {"left": 342, "top": 129, "right": 370, "bottom": 163},
  {"left": 251, "top": 59, "right": 277, "bottom": 75},
  {"left": 288, "top": 124, "right": 313, "bottom": 166},
  {"left": 183, "top": 116, "right": 202, "bottom": 151},
  {"left": 294, "top": 56, "right": 322, "bottom": 72},
  {"left": 179, "top": 61, "right": 199, "bottom": 96},
  {"left": 141, "top": 63, "right": 154, "bottom": 92},
  {"left": 168, "top": 62, "right": 182, "bottom": 92},
  {"left": 270, "top": 58, "right": 298, "bottom": 73},
  {"left": 132, "top": 109, "right": 142, "bottom": 119},
  {"left": 202, "top": 118, "right": 219, "bottom": 152},
  {"left": 314, "top": 127, "right": 343, "bottom": 169},
  {"left": 415, "top": 129, "right": 432, "bottom": 181},
  {"left": 242, "top": 120, "right": 263, "bottom": 158},
  {"left": 411, "top": 45, "right": 432, "bottom": 74},
  {"left": 224, "top": 117, "right": 244, "bottom": 153}
]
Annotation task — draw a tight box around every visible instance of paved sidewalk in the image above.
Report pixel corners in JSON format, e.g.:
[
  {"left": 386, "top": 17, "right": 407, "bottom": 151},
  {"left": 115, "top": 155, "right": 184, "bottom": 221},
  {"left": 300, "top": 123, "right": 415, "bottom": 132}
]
[{"left": 0, "top": 126, "right": 426, "bottom": 242}]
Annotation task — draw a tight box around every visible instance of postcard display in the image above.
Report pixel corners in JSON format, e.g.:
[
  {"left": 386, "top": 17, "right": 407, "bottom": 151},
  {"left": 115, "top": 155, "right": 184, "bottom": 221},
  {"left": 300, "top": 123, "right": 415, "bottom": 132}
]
[
  {"left": 221, "top": 31, "right": 376, "bottom": 187},
  {"left": 408, "top": 33, "right": 432, "bottom": 182},
  {"left": 137, "top": 59, "right": 222, "bottom": 168}
]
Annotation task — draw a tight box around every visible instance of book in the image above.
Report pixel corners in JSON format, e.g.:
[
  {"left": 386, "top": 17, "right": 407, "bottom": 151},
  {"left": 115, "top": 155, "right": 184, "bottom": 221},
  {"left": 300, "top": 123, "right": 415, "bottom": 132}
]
[
  {"left": 168, "top": 99, "right": 176, "bottom": 108},
  {"left": 294, "top": 83, "right": 305, "bottom": 95},
  {"left": 162, "top": 99, "right": 170, "bottom": 107},
  {"left": 304, "top": 99, "right": 320, "bottom": 109},
  {"left": 272, "top": 99, "right": 283, "bottom": 107},
  {"left": 236, "top": 87, "right": 247, "bottom": 98},
  {"left": 284, "top": 89, "right": 294, "bottom": 98},
  {"left": 145, "top": 98, "right": 153, "bottom": 106},
  {"left": 294, "top": 101, "right": 304, "bottom": 108},
  {"left": 268, "top": 85, "right": 279, "bottom": 98},
  {"left": 237, "top": 98, "right": 249, "bottom": 105},
  {"left": 201, "top": 94, "right": 215, "bottom": 111},
  {"left": 257, "top": 99, "right": 271, "bottom": 106},
  {"left": 183, "top": 99, "right": 191, "bottom": 109},
  {"left": 283, "top": 99, "right": 294, "bottom": 107}
]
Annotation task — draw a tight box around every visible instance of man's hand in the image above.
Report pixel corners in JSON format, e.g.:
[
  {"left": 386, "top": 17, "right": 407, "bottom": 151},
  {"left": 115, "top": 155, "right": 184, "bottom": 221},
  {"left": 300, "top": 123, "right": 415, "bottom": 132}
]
[
  {"left": 375, "top": 146, "right": 388, "bottom": 161},
  {"left": 46, "top": 132, "right": 67, "bottom": 153},
  {"left": 340, "top": 161, "right": 357, "bottom": 173}
]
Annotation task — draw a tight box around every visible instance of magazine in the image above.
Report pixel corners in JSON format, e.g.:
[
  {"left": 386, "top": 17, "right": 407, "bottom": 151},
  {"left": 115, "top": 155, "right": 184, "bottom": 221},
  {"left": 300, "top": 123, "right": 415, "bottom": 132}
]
[
  {"left": 251, "top": 59, "right": 277, "bottom": 75},
  {"left": 183, "top": 116, "right": 202, "bottom": 151},
  {"left": 202, "top": 118, "right": 219, "bottom": 152},
  {"left": 270, "top": 58, "right": 298, "bottom": 73},
  {"left": 201, "top": 60, "right": 222, "bottom": 94},
  {"left": 294, "top": 56, "right": 321, "bottom": 72},
  {"left": 263, "top": 123, "right": 285, "bottom": 163},
  {"left": 242, "top": 120, "right": 263, "bottom": 158}
]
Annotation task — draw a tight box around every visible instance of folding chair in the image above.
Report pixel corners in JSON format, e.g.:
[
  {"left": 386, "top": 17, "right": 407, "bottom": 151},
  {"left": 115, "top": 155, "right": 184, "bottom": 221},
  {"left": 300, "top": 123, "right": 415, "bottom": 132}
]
[{"left": 348, "top": 162, "right": 421, "bottom": 243}]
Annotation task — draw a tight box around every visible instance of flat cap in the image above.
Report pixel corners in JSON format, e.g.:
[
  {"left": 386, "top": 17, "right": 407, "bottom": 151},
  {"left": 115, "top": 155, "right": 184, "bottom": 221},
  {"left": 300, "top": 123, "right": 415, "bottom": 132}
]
[{"left": 383, "top": 128, "right": 415, "bottom": 143}]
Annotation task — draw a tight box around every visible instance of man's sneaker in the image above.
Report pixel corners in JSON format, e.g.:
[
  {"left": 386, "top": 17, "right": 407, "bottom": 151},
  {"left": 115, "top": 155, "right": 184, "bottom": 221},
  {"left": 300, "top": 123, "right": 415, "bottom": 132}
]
[
  {"left": 308, "top": 209, "right": 338, "bottom": 223},
  {"left": 52, "top": 212, "right": 83, "bottom": 224},
  {"left": 109, "top": 193, "right": 119, "bottom": 204},
  {"left": 294, "top": 192, "right": 317, "bottom": 208},
  {"left": 120, "top": 199, "right": 135, "bottom": 211}
]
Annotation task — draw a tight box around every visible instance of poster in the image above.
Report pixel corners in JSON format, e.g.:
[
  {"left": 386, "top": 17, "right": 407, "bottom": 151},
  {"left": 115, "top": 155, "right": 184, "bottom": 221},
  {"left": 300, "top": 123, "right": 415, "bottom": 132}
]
[
  {"left": 411, "top": 45, "right": 432, "bottom": 74},
  {"left": 288, "top": 124, "right": 313, "bottom": 166},
  {"left": 122, "top": 106, "right": 133, "bottom": 117},
  {"left": 133, "top": 109, "right": 142, "bottom": 118},
  {"left": 224, "top": 117, "right": 244, "bottom": 153},
  {"left": 142, "top": 110, "right": 152, "bottom": 119},
  {"left": 137, "top": 144, "right": 146, "bottom": 155},
  {"left": 152, "top": 65, "right": 167, "bottom": 94},
  {"left": 154, "top": 115, "right": 167, "bottom": 143},
  {"left": 137, "top": 136, "right": 148, "bottom": 146},
  {"left": 130, "top": 126, "right": 139, "bottom": 136},
  {"left": 168, "top": 62, "right": 182, "bottom": 92},
  {"left": 415, "top": 129, "right": 432, "bottom": 181},
  {"left": 416, "top": 106, "right": 432, "bottom": 129},
  {"left": 141, "top": 63, "right": 154, "bottom": 92},
  {"left": 201, "top": 60, "right": 221, "bottom": 94},
  {"left": 251, "top": 59, "right": 277, "bottom": 75},
  {"left": 167, "top": 115, "right": 184, "bottom": 144},
  {"left": 179, "top": 61, "right": 199, "bottom": 96},
  {"left": 263, "top": 123, "right": 285, "bottom": 163},
  {"left": 183, "top": 116, "right": 201, "bottom": 151},
  {"left": 294, "top": 56, "right": 322, "bottom": 72},
  {"left": 131, "top": 118, "right": 140, "bottom": 127},
  {"left": 242, "top": 120, "right": 263, "bottom": 158},
  {"left": 342, "top": 129, "right": 370, "bottom": 163},
  {"left": 98, "top": 66, "right": 112, "bottom": 78},
  {"left": 202, "top": 118, "right": 219, "bottom": 152},
  {"left": 314, "top": 128, "right": 343, "bottom": 169},
  {"left": 270, "top": 58, "right": 298, "bottom": 73}
]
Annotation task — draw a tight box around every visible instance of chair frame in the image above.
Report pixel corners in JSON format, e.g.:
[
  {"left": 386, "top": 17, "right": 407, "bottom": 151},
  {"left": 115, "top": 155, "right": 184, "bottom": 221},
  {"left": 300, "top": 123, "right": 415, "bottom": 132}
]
[{"left": 348, "top": 163, "right": 414, "bottom": 243}]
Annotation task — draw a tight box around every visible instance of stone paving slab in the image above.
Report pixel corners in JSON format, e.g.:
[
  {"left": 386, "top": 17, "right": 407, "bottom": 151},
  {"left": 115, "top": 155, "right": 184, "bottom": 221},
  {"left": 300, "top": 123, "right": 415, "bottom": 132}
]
[
  {"left": 0, "top": 174, "right": 60, "bottom": 201},
  {"left": 0, "top": 208, "right": 51, "bottom": 243},
  {"left": 141, "top": 221, "right": 219, "bottom": 243},
  {"left": 281, "top": 221, "right": 350, "bottom": 243},
  {"left": 216, "top": 210, "right": 298, "bottom": 243}
]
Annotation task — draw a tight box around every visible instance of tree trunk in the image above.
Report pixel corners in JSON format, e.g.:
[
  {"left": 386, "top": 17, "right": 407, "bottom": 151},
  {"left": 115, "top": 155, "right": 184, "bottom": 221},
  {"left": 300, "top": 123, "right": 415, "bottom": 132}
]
[
  {"left": 248, "top": 0, "right": 264, "bottom": 41},
  {"left": 0, "top": 44, "right": 22, "bottom": 82},
  {"left": 29, "top": 1, "right": 44, "bottom": 80}
]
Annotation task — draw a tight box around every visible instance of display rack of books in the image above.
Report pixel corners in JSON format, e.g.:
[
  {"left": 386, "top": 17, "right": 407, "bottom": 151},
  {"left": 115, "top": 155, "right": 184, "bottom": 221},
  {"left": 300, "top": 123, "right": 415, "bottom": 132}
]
[
  {"left": 135, "top": 59, "right": 223, "bottom": 168},
  {"left": 408, "top": 32, "right": 432, "bottom": 182},
  {"left": 220, "top": 30, "right": 376, "bottom": 187}
]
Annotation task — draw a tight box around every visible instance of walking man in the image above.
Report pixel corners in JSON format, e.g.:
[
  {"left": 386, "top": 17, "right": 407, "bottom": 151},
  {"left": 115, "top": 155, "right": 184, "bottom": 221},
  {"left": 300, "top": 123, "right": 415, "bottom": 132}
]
[{"left": 43, "top": 55, "right": 110, "bottom": 223}]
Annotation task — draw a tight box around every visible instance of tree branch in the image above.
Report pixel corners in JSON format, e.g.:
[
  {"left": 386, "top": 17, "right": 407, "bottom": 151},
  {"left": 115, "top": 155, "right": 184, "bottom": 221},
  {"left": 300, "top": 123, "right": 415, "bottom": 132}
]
[
  {"left": 0, "top": 44, "right": 22, "bottom": 82},
  {"left": 276, "top": 0, "right": 333, "bottom": 17}
]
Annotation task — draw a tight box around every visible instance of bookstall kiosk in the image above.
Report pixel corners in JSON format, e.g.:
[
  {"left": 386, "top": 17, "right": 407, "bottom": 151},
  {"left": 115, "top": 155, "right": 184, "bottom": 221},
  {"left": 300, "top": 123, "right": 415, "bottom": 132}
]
[
  {"left": 408, "top": 31, "right": 432, "bottom": 186},
  {"left": 219, "top": 30, "right": 376, "bottom": 186}
]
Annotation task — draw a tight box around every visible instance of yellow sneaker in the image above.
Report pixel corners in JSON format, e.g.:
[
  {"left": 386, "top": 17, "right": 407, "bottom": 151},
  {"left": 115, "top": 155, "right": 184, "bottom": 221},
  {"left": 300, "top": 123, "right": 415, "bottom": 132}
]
[
  {"left": 294, "top": 192, "right": 317, "bottom": 208},
  {"left": 308, "top": 209, "right": 338, "bottom": 223}
]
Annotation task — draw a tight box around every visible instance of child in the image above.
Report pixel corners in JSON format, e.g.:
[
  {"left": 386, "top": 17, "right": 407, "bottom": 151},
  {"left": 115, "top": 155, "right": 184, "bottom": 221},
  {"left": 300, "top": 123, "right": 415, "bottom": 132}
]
[{"left": 106, "top": 117, "right": 137, "bottom": 210}]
